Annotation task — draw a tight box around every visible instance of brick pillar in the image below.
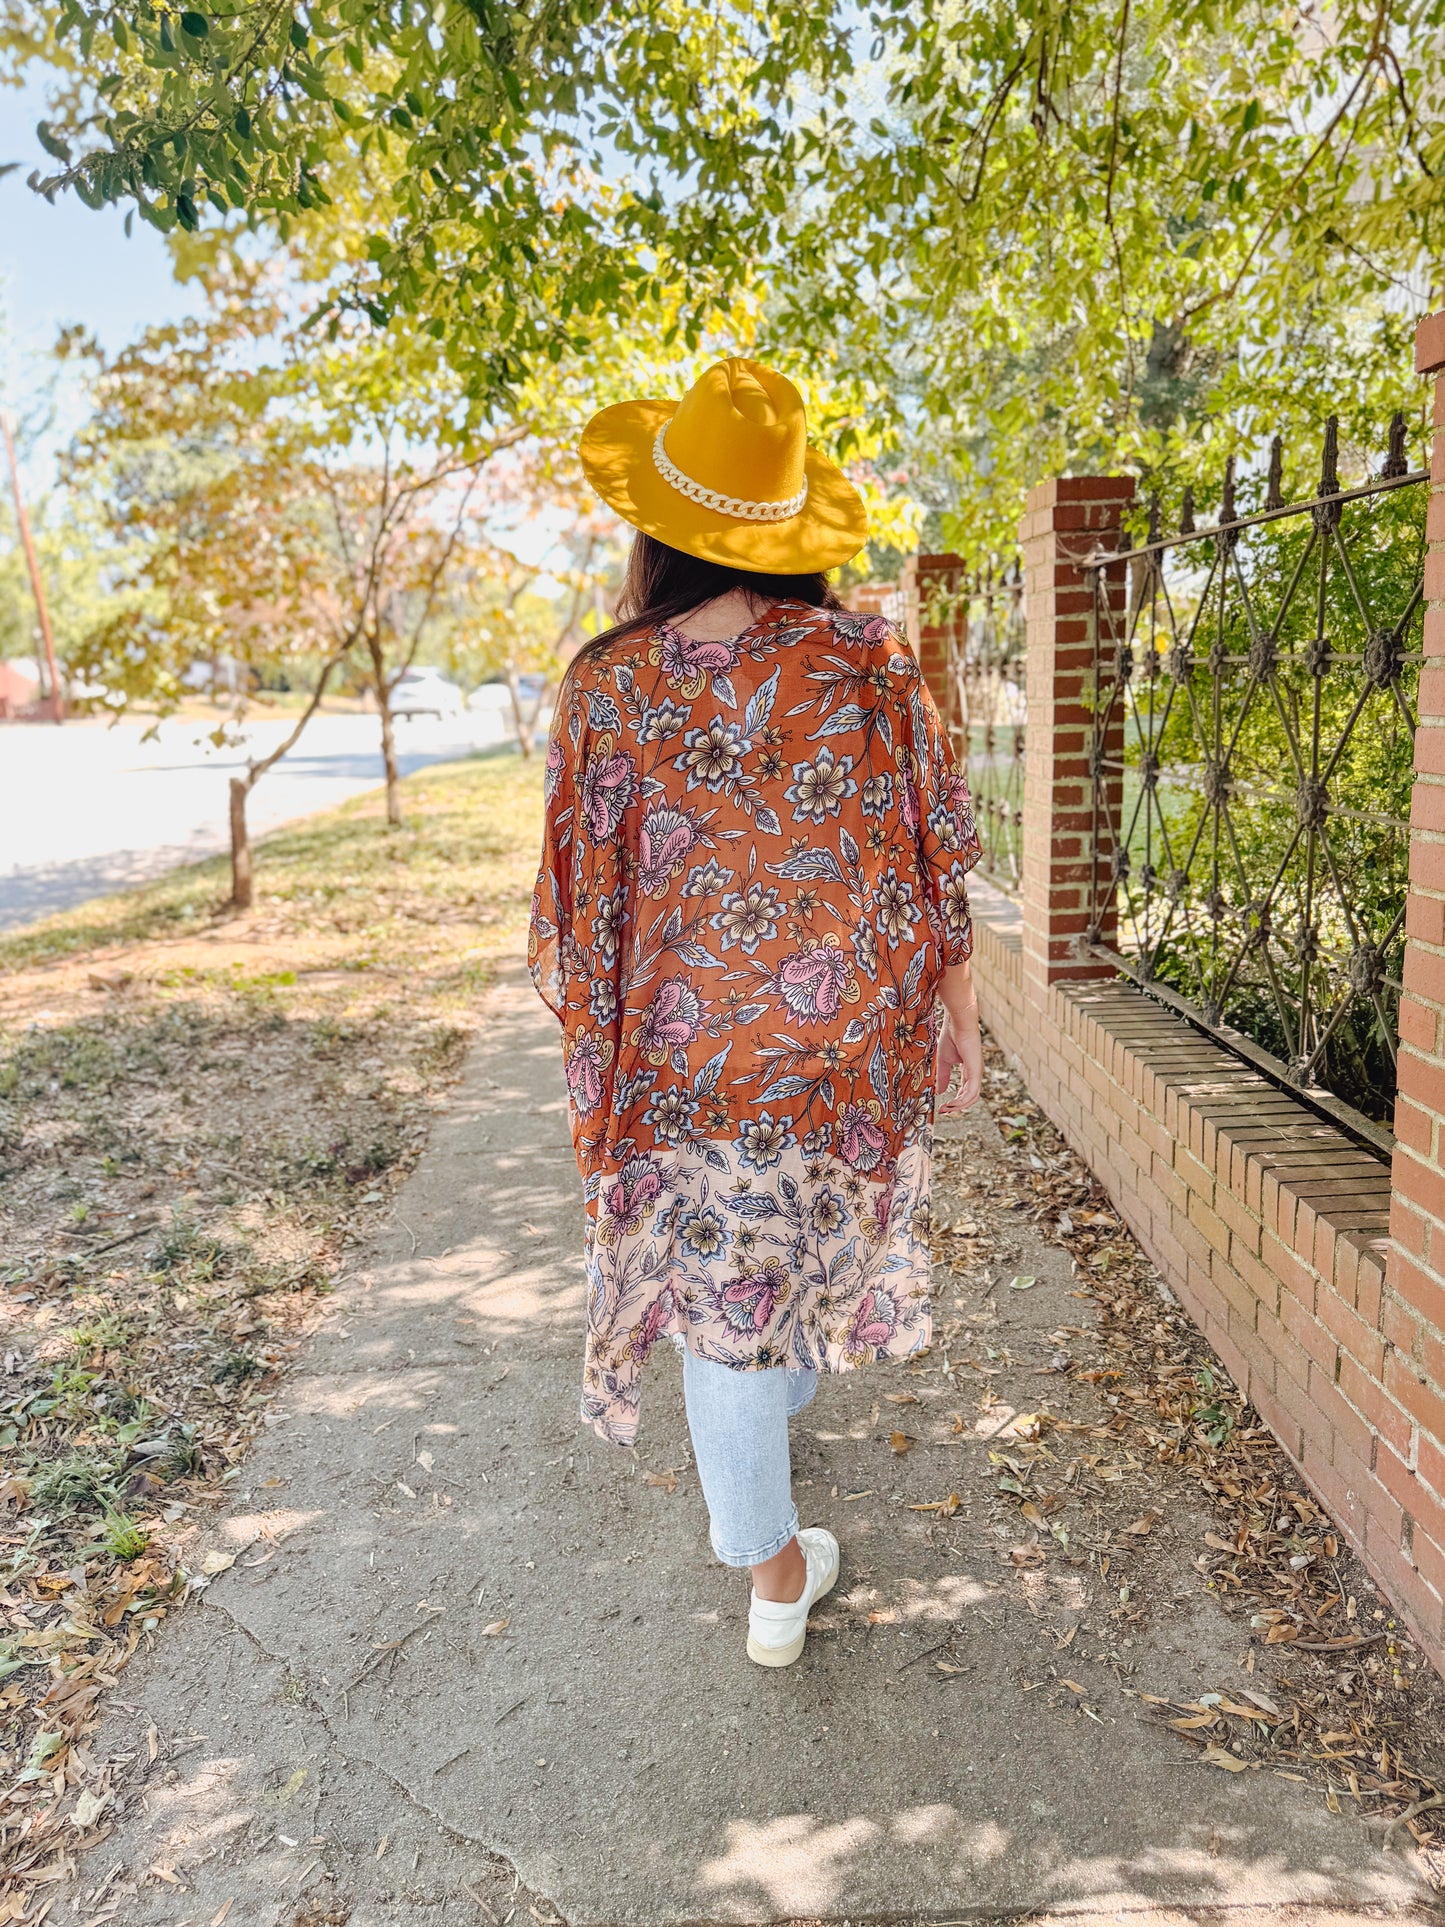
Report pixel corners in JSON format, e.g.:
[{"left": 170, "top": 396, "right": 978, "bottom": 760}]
[
  {"left": 1018, "top": 477, "right": 1134, "bottom": 997},
  {"left": 900, "top": 551, "right": 966, "bottom": 717},
  {"left": 1376, "top": 312, "right": 1445, "bottom": 1660}
]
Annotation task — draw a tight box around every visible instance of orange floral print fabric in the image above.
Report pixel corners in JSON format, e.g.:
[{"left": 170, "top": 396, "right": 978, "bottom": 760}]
[{"left": 528, "top": 600, "right": 981, "bottom": 1444}]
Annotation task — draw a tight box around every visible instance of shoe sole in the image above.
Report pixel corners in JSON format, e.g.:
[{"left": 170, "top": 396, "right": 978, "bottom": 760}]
[{"left": 745, "top": 1545, "right": 840, "bottom": 1669}]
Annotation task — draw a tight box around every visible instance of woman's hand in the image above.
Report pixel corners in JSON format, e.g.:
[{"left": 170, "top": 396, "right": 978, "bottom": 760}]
[{"left": 936, "top": 962, "right": 983, "bottom": 1113}]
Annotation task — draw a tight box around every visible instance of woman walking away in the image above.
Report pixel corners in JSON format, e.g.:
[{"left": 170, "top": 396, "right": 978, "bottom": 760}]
[{"left": 529, "top": 358, "right": 983, "bottom": 1667}]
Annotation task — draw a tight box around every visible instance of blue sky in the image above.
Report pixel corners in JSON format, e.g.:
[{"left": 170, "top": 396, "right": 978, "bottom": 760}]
[
  {"left": 1, "top": 73, "right": 200, "bottom": 484},
  {"left": 0, "top": 74, "right": 198, "bottom": 353},
  {"left": 0, "top": 72, "right": 575, "bottom": 575}
]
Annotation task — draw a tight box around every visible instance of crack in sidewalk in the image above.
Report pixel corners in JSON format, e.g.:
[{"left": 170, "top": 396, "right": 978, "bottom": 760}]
[{"left": 203, "top": 1593, "right": 565, "bottom": 1921}]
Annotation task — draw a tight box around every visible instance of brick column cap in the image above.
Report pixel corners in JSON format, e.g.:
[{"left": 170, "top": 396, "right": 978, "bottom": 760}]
[
  {"left": 1024, "top": 475, "right": 1136, "bottom": 515},
  {"left": 1415, "top": 309, "right": 1445, "bottom": 377}
]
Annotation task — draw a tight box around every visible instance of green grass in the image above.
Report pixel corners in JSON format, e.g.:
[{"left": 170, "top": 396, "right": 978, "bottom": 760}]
[{"left": 0, "top": 746, "right": 547, "bottom": 975}]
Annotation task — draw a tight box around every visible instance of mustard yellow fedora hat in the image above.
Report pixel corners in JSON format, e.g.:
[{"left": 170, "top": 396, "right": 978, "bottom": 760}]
[{"left": 579, "top": 358, "right": 868, "bottom": 573}]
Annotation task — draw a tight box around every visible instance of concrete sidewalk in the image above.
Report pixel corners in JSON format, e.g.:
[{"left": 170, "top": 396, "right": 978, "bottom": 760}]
[{"left": 63, "top": 971, "right": 1441, "bottom": 1925}]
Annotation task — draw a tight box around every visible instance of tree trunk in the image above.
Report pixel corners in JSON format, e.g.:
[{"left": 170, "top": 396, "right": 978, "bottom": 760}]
[
  {"left": 368, "top": 631, "right": 403, "bottom": 825},
  {"left": 229, "top": 776, "right": 253, "bottom": 910},
  {"left": 528, "top": 679, "right": 554, "bottom": 748},
  {"left": 379, "top": 695, "right": 402, "bottom": 824},
  {"left": 505, "top": 663, "right": 534, "bottom": 759}
]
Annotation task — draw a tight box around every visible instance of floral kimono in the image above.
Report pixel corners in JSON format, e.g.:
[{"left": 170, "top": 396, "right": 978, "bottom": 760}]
[{"left": 528, "top": 600, "right": 981, "bottom": 1445}]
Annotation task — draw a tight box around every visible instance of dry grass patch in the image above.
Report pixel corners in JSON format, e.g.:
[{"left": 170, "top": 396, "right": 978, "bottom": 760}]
[{"left": 0, "top": 748, "right": 545, "bottom": 1921}]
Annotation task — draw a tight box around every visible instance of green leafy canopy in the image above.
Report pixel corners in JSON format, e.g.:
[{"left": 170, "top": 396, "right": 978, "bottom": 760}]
[{"left": 8, "top": 0, "right": 1445, "bottom": 546}]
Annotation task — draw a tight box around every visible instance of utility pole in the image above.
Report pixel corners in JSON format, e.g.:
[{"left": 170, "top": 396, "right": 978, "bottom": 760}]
[{"left": 1, "top": 411, "right": 64, "bottom": 722}]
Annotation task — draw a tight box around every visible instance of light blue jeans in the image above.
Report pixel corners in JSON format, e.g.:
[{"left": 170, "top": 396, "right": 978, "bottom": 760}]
[{"left": 681, "top": 1349, "right": 818, "bottom": 1567}]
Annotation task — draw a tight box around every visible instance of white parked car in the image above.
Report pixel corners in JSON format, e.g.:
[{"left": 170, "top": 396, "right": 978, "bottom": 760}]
[{"left": 391, "top": 666, "right": 466, "bottom": 718}]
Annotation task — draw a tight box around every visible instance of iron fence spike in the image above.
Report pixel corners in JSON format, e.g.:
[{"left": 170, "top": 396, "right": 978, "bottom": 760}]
[
  {"left": 1319, "top": 415, "right": 1340, "bottom": 497},
  {"left": 1265, "top": 435, "right": 1284, "bottom": 511},
  {"left": 1382, "top": 410, "right": 1408, "bottom": 481}
]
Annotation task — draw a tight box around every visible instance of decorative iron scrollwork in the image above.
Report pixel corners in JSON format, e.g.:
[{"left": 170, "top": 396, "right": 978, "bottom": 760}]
[
  {"left": 1202, "top": 756, "right": 1233, "bottom": 808},
  {"left": 1304, "top": 634, "right": 1331, "bottom": 678},
  {"left": 936, "top": 560, "right": 1026, "bottom": 895},
  {"left": 1080, "top": 410, "right": 1423, "bottom": 1140},
  {"left": 1248, "top": 630, "right": 1278, "bottom": 683},
  {"left": 1166, "top": 639, "right": 1194, "bottom": 683},
  {"left": 1348, "top": 943, "right": 1386, "bottom": 998},
  {"left": 1363, "top": 626, "right": 1403, "bottom": 689},
  {"left": 1295, "top": 776, "right": 1329, "bottom": 833}
]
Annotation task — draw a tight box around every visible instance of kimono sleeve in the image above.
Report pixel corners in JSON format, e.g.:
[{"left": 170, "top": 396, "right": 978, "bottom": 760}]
[
  {"left": 902, "top": 651, "right": 982, "bottom": 966},
  {"left": 528, "top": 714, "right": 580, "bottom": 1019}
]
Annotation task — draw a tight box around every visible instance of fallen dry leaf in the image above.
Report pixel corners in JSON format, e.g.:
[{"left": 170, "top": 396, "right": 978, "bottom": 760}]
[
  {"left": 199, "top": 1549, "right": 235, "bottom": 1576},
  {"left": 889, "top": 1432, "right": 916, "bottom": 1455},
  {"left": 70, "top": 1786, "right": 111, "bottom": 1830},
  {"left": 908, "top": 1492, "right": 962, "bottom": 1516},
  {"left": 643, "top": 1469, "right": 679, "bottom": 1494},
  {"left": 1200, "top": 1743, "right": 1249, "bottom": 1772},
  {"left": 480, "top": 1618, "right": 510, "bottom": 1637},
  {"left": 1240, "top": 1687, "right": 1281, "bottom": 1716}
]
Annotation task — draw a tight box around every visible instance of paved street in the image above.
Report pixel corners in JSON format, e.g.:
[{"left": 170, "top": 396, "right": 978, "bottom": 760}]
[{"left": 0, "top": 702, "right": 518, "bottom": 929}]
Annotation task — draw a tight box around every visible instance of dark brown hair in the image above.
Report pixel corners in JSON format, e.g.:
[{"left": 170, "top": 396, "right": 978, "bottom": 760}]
[{"left": 565, "top": 532, "right": 841, "bottom": 686}]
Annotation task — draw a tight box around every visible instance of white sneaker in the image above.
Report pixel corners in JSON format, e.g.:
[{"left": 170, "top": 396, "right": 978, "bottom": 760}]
[{"left": 746, "top": 1526, "right": 840, "bottom": 1668}]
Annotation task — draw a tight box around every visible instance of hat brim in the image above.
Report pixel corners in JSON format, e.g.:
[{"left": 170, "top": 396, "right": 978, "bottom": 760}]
[{"left": 580, "top": 399, "right": 868, "bottom": 573}]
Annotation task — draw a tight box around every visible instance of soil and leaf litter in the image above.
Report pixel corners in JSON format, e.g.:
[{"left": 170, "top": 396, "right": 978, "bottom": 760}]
[
  {"left": 920, "top": 1040, "right": 1445, "bottom": 1881},
  {"left": 0, "top": 751, "right": 544, "bottom": 1924},
  {"left": 1, "top": 748, "right": 1443, "bottom": 1921}
]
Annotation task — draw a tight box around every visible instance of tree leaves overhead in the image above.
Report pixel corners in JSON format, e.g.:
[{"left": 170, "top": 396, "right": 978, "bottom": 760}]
[
  {"left": 9, "top": 0, "right": 1445, "bottom": 550},
  {"left": 767, "top": 0, "right": 1445, "bottom": 552},
  {"left": 7, "top": 0, "right": 872, "bottom": 396}
]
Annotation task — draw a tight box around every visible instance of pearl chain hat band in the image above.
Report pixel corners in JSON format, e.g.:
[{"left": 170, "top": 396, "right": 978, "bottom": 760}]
[
  {"left": 578, "top": 356, "right": 868, "bottom": 572},
  {"left": 651, "top": 424, "right": 810, "bottom": 523}
]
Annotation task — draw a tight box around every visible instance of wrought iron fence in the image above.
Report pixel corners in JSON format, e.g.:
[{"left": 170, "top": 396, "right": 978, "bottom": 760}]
[
  {"left": 925, "top": 562, "right": 1027, "bottom": 894},
  {"left": 1081, "top": 416, "right": 1427, "bottom": 1152}
]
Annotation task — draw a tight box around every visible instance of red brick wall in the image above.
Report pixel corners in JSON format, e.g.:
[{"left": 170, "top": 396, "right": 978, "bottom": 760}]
[
  {"left": 842, "top": 581, "right": 905, "bottom": 624},
  {"left": 900, "top": 552, "right": 966, "bottom": 706},
  {"left": 933, "top": 407, "right": 1445, "bottom": 1675},
  {"left": 965, "top": 883, "right": 1427, "bottom": 1664},
  {"left": 1372, "top": 317, "right": 1445, "bottom": 1639},
  {"left": 1019, "top": 478, "right": 1134, "bottom": 990}
]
